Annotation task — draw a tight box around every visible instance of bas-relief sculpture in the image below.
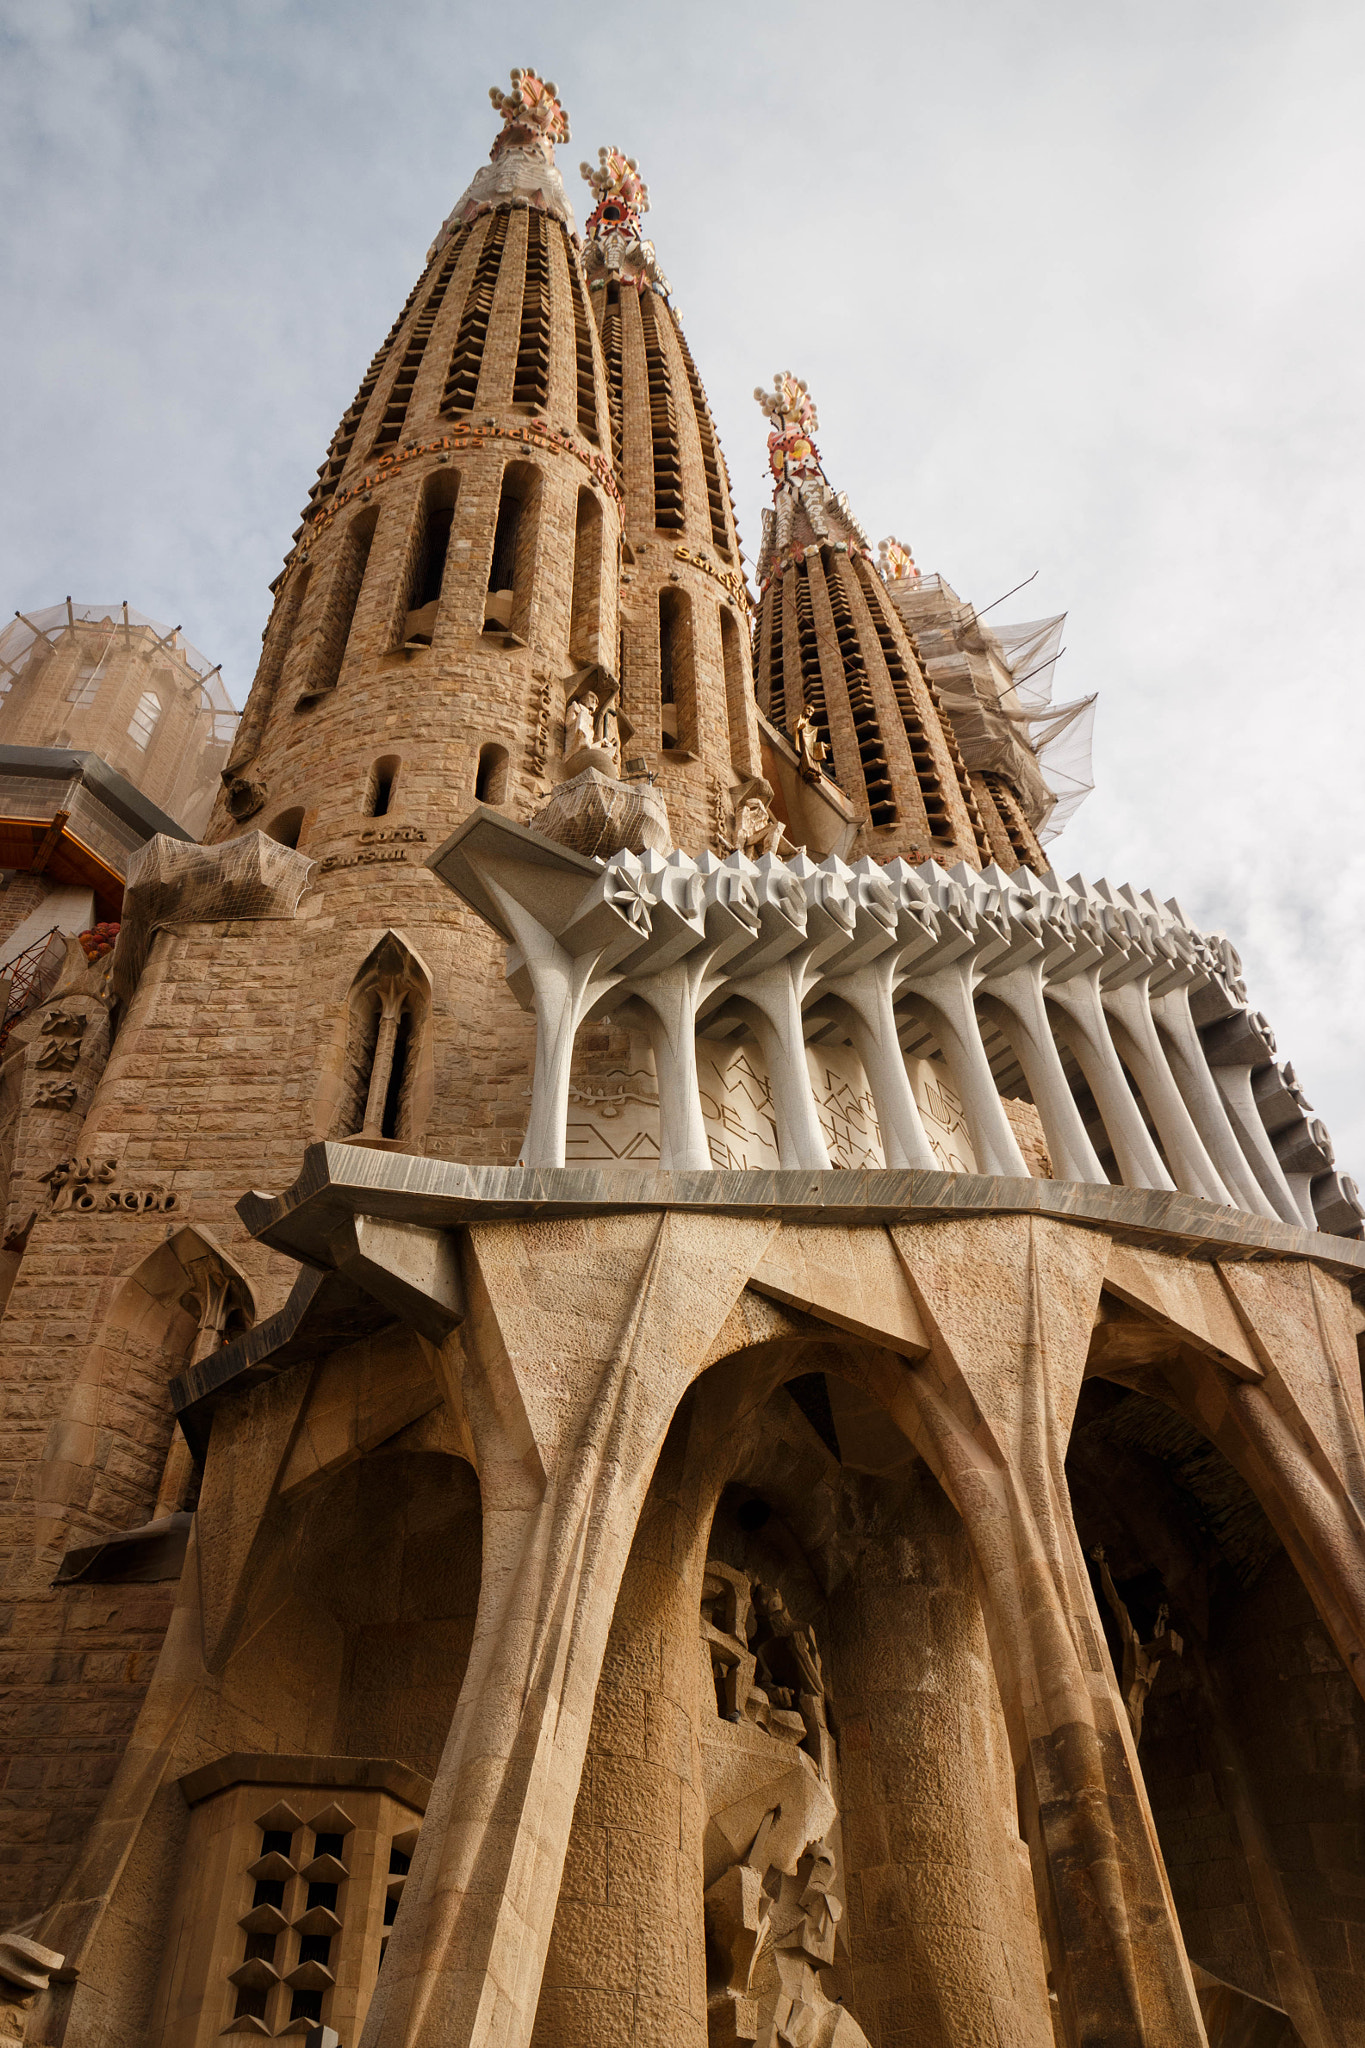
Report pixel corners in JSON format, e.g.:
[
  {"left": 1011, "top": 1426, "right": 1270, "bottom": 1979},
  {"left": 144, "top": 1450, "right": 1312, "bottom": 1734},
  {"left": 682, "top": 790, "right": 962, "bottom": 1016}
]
[{"left": 3, "top": 61, "right": 1365, "bottom": 2048}]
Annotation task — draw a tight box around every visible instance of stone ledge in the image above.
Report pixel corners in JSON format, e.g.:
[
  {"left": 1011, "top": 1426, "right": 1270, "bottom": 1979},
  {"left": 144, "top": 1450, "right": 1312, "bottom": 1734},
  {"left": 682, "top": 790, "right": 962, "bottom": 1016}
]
[
  {"left": 178, "top": 1751, "right": 431, "bottom": 1812},
  {"left": 238, "top": 1142, "right": 1365, "bottom": 1285}
]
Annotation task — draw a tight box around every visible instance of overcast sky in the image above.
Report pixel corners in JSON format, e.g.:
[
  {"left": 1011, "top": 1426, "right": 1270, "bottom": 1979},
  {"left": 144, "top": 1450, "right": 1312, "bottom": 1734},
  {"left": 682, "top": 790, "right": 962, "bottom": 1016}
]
[{"left": 3, "top": 0, "right": 1363, "bottom": 1178}]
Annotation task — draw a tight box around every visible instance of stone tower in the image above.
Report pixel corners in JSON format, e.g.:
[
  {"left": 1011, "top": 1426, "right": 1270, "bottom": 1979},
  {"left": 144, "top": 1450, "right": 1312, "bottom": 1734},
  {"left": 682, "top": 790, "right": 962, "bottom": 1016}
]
[
  {"left": 4, "top": 65, "right": 1365, "bottom": 2048},
  {"left": 751, "top": 375, "right": 992, "bottom": 868}
]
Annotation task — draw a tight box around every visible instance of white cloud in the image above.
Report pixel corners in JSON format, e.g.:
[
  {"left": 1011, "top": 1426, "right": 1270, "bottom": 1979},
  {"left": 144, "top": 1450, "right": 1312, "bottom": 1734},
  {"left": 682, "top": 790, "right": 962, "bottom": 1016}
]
[{"left": 2, "top": 0, "right": 1361, "bottom": 1168}]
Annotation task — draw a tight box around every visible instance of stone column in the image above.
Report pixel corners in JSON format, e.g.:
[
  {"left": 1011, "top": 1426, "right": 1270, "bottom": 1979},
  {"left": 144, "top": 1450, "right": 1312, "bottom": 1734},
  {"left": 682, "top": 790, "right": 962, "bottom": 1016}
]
[
  {"left": 881, "top": 1216, "right": 1207, "bottom": 2048},
  {"left": 361, "top": 1211, "right": 777, "bottom": 2048}
]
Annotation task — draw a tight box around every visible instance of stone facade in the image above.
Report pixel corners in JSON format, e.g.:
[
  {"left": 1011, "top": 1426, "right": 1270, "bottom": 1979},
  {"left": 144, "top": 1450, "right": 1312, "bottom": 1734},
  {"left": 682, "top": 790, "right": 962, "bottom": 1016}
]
[{"left": 2, "top": 65, "right": 1364, "bottom": 2048}]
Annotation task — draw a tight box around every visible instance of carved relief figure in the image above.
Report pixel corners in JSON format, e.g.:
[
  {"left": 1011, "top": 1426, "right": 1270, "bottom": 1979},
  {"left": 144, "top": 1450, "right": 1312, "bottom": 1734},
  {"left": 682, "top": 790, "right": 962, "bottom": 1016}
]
[
  {"left": 700, "top": 1560, "right": 869, "bottom": 2048},
  {"left": 564, "top": 690, "right": 598, "bottom": 761}
]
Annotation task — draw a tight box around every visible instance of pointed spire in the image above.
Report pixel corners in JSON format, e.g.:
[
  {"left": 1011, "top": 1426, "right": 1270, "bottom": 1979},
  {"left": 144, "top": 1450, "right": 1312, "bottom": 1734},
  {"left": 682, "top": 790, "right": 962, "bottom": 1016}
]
[
  {"left": 579, "top": 146, "right": 670, "bottom": 296},
  {"left": 752, "top": 373, "right": 871, "bottom": 586},
  {"left": 430, "top": 67, "right": 576, "bottom": 258}
]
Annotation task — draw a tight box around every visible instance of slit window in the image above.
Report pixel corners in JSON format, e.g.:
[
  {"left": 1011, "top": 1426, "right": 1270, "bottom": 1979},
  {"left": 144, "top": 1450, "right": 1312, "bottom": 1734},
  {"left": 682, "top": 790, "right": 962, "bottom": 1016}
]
[
  {"left": 475, "top": 743, "right": 509, "bottom": 804},
  {"left": 368, "top": 755, "right": 399, "bottom": 817},
  {"left": 127, "top": 690, "right": 161, "bottom": 750},
  {"left": 569, "top": 489, "right": 603, "bottom": 667},
  {"left": 658, "top": 587, "right": 694, "bottom": 751}
]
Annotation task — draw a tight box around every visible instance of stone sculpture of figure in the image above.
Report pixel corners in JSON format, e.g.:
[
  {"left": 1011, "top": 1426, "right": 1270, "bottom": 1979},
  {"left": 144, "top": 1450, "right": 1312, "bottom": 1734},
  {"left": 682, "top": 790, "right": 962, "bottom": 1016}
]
[
  {"left": 793, "top": 705, "right": 828, "bottom": 783},
  {"left": 597, "top": 696, "right": 622, "bottom": 777},
  {"left": 737, "top": 794, "right": 776, "bottom": 858},
  {"left": 564, "top": 691, "right": 598, "bottom": 761},
  {"left": 1092, "top": 1546, "right": 1184, "bottom": 1742}
]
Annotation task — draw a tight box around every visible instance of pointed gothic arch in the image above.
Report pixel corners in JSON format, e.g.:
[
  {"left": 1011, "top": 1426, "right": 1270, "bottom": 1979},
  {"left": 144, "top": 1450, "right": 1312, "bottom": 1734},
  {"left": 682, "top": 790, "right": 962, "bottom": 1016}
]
[{"left": 323, "top": 930, "right": 434, "bottom": 1147}]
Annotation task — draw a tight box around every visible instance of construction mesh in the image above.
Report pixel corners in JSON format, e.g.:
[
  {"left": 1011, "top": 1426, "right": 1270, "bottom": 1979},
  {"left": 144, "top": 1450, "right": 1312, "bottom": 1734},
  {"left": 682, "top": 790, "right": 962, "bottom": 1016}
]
[
  {"left": 0, "top": 604, "right": 238, "bottom": 742},
  {"left": 111, "top": 831, "right": 315, "bottom": 1008},
  {"left": 991, "top": 615, "right": 1097, "bottom": 842},
  {"left": 529, "top": 770, "right": 672, "bottom": 859}
]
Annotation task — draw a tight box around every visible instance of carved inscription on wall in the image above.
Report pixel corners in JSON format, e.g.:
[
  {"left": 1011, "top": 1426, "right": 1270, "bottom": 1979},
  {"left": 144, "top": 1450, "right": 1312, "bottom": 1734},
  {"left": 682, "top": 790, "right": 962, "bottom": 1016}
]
[{"left": 40, "top": 1157, "right": 181, "bottom": 1215}]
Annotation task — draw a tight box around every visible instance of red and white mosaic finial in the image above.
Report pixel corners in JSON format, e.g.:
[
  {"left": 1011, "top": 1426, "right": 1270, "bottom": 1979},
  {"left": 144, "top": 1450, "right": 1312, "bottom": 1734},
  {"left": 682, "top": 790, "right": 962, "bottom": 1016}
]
[
  {"left": 878, "top": 537, "right": 920, "bottom": 583},
  {"left": 488, "top": 68, "right": 570, "bottom": 155},
  {"left": 754, "top": 373, "right": 825, "bottom": 495}
]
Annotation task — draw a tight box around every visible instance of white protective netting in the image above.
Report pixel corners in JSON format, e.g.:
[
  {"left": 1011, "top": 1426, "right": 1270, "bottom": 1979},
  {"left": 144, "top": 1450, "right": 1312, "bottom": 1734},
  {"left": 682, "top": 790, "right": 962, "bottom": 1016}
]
[
  {"left": 0, "top": 604, "right": 238, "bottom": 744},
  {"left": 990, "top": 614, "right": 1097, "bottom": 843}
]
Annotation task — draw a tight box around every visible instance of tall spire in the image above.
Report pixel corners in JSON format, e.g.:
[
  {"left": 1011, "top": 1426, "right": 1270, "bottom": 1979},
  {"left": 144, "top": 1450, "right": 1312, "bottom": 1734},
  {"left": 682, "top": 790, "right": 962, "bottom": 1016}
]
[
  {"left": 579, "top": 147, "right": 670, "bottom": 296},
  {"left": 429, "top": 68, "right": 577, "bottom": 258},
  {"left": 750, "top": 372, "right": 991, "bottom": 867},
  {"left": 577, "top": 142, "right": 759, "bottom": 853}
]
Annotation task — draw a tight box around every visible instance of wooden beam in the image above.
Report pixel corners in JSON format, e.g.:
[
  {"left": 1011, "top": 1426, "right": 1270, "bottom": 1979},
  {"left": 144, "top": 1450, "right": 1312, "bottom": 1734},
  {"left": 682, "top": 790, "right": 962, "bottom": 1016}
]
[{"left": 30, "top": 809, "right": 70, "bottom": 875}]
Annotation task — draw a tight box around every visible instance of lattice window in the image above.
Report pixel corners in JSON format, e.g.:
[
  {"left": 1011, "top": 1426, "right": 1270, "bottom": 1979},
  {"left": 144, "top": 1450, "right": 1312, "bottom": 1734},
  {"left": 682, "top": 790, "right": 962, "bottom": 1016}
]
[
  {"left": 826, "top": 552, "right": 895, "bottom": 827},
  {"left": 564, "top": 233, "right": 600, "bottom": 442},
  {"left": 370, "top": 234, "right": 466, "bottom": 452},
  {"left": 127, "top": 690, "right": 161, "bottom": 750},
  {"left": 442, "top": 210, "right": 511, "bottom": 414},
  {"left": 307, "top": 273, "right": 427, "bottom": 512},
  {"left": 983, "top": 772, "right": 1037, "bottom": 867},
  {"left": 601, "top": 284, "right": 624, "bottom": 475},
  {"left": 671, "top": 311, "right": 732, "bottom": 555},
  {"left": 791, "top": 565, "right": 832, "bottom": 768},
  {"left": 761, "top": 574, "right": 787, "bottom": 729},
  {"left": 512, "top": 210, "right": 552, "bottom": 410},
  {"left": 852, "top": 558, "right": 966, "bottom": 845},
  {"left": 638, "top": 289, "right": 684, "bottom": 531}
]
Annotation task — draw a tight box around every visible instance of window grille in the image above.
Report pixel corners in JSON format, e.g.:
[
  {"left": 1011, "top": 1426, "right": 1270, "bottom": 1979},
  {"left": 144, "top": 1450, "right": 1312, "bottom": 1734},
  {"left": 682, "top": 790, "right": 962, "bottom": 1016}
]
[{"left": 128, "top": 690, "right": 161, "bottom": 750}]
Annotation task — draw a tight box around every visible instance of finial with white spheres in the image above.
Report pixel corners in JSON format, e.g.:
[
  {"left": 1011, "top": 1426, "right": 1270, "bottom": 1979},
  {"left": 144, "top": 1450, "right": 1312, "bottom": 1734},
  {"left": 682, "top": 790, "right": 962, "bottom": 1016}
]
[{"left": 488, "top": 67, "right": 570, "bottom": 154}]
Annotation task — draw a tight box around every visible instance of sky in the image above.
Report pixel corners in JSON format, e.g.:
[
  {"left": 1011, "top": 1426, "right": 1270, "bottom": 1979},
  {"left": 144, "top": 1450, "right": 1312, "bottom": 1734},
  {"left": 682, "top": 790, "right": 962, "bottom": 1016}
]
[{"left": 3, "top": 0, "right": 1363, "bottom": 1176}]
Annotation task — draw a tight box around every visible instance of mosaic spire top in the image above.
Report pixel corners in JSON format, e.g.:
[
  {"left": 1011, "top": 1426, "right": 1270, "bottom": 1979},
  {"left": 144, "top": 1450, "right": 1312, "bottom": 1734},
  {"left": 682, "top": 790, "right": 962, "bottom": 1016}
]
[
  {"left": 489, "top": 68, "right": 570, "bottom": 156},
  {"left": 754, "top": 373, "right": 826, "bottom": 496},
  {"left": 579, "top": 144, "right": 669, "bottom": 295}
]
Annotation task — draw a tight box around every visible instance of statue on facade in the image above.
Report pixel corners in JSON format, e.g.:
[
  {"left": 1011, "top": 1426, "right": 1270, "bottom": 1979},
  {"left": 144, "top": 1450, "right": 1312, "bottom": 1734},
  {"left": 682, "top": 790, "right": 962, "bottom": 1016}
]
[
  {"left": 1092, "top": 1547, "right": 1184, "bottom": 1742},
  {"left": 793, "top": 705, "right": 829, "bottom": 784},
  {"left": 700, "top": 1560, "right": 869, "bottom": 2047}
]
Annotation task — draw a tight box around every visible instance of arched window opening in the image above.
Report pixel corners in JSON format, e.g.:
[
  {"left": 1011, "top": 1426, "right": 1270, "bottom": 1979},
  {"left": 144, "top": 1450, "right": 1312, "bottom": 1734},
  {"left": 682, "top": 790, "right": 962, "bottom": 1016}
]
[
  {"left": 128, "top": 690, "right": 161, "bottom": 751},
  {"left": 333, "top": 932, "right": 432, "bottom": 1147},
  {"left": 638, "top": 289, "right": 684, "bottom": 531},
  {"left": 475, "top": 743, "right": 509, "bottom": 805},
  {"left": 266, "top": 806, "right": 305, "bottom": 850},
  {"left": 658, "top": 588, "right": 694, "bottom": 751},
  {"left": 484, "top": 464, "right": 538, "bottom": 642},
  {"left": 569, "top": 490, "right": 604, "bottom": 667},
  {"left": 400, "top": 470, "right": 460, "bottom": 649},
  {"left": 367, "top": 755, "right": 400, "bottom": 817},
  {"left": 296, "top": 508, "right": 377, "bottom": 708}
]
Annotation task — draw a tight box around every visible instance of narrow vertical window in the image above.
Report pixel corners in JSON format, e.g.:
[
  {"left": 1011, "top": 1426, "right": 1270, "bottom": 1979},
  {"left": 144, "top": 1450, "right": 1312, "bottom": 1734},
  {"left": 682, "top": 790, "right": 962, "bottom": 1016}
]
[
  {"left": 484, "top": 464, "right": 538, "bottom": 640},
  {"left": 400, "top": 470, "right": 460, "bottom": 648},
  {"left": 658, "top": 588, "right": 693, "bottom": 751},
  {"left": 475, "top": 743, "right": 509, "bottom": 803},
  {"left": 720, "top": 609, "right": 749, "bottom": 760},
  {"left": 569, "top": 489, "right": 603, "bottom": 666},
  {"left": 296, "top": 508, "right": 376, "bottom": 707},
  {"left": 367, "top": 755, "right": 400, "bottom": 816},
  {"left": 128, "top": 690, "right": 161, "bottom": 750},
  {"left": 761, "top": 574, "right": 786, "bottom": 729},
  {"left": 334, "top": 933, "right": 430, "bottom": 1147},
  {"left": 792, "top": 564, "right": 832, "bottom": 766}
]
